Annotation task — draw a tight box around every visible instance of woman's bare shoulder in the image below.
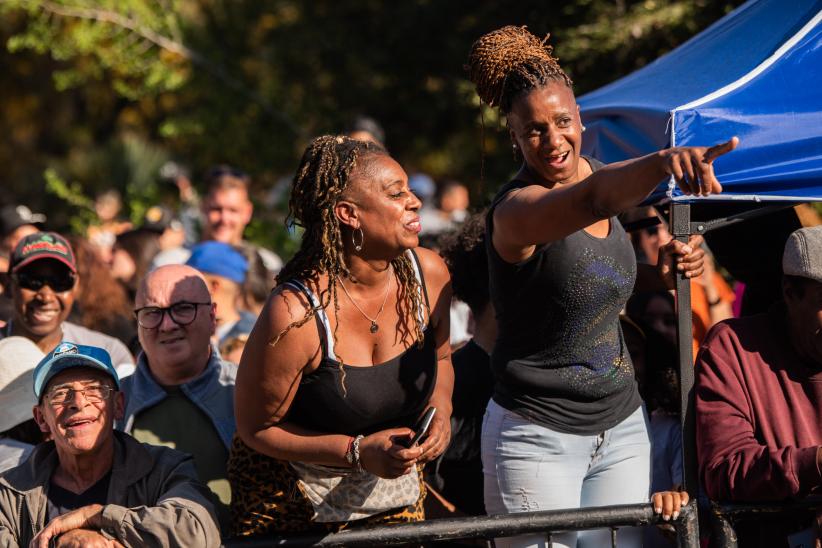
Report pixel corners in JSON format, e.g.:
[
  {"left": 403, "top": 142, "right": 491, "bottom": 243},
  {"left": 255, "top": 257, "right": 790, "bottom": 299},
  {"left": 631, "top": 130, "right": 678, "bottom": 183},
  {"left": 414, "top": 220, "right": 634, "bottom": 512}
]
[
  {"left": 412, "top": 247, "right": 448, "bottom": 282},
  {"left": 261, "top": 281, "right": 320, "bottom": 333}
]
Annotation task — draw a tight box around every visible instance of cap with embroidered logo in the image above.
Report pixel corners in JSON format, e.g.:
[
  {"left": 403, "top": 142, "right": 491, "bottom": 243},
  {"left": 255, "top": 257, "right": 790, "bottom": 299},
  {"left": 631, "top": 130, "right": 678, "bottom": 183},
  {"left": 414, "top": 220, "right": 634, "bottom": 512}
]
[
  {"left": 33, "top": 342, "right": 120, "bottom": 399},
  {"left": 9, "top": 232, "right": 76, "bottom": 274}
]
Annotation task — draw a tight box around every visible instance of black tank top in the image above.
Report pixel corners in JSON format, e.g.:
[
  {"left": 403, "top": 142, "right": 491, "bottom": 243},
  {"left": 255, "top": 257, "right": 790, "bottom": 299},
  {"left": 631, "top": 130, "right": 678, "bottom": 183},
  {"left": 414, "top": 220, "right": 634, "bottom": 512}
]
[
  {"left": 486, "top": 157, "right": 641, "bottom": 435},
  {"left": 286, "top": 250, "right": 438, "bottom": 436}
]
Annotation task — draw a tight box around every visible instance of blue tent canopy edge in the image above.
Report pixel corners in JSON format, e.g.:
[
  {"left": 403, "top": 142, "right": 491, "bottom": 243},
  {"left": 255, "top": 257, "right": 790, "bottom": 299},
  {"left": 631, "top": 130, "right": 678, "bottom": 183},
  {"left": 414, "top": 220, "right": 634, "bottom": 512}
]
[{"left": 578, "top": 0, "right": 822, "bottom": 204}]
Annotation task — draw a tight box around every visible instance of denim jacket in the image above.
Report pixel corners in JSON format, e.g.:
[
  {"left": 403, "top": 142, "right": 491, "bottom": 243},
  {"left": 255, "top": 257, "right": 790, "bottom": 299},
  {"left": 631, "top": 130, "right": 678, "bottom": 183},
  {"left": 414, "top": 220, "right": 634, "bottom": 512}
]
[{"left": 117, "top": 347, "right": 237, "bottom": 448}]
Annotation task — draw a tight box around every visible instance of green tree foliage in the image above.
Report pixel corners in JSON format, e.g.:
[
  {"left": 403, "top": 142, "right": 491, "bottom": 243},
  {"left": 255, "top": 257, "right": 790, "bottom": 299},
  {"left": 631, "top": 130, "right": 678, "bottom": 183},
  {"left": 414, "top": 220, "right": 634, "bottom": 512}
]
[{"left": 0, "top": 0, "right": 745, "bottom": 256}]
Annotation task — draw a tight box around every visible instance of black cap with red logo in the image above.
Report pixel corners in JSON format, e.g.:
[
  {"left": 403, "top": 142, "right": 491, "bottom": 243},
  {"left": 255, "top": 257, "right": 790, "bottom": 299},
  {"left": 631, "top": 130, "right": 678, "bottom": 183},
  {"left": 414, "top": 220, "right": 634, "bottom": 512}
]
[{"left": 9, "top": 232, "right": 77, "bottom": 274}]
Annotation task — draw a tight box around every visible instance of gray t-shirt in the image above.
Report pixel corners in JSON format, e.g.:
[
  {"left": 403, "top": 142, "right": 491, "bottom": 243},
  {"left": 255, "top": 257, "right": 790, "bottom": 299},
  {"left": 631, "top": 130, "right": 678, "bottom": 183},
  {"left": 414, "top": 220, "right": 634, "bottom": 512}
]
[{"left": 60, "top": 322, "right": 135, "bottom": 371}]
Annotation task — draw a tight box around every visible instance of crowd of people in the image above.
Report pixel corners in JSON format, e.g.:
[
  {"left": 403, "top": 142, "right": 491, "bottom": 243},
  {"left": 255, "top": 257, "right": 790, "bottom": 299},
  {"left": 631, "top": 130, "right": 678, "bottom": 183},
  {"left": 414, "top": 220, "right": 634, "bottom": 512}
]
[{"left": 0, "top": 24, "right": 819, "bottom": 548}]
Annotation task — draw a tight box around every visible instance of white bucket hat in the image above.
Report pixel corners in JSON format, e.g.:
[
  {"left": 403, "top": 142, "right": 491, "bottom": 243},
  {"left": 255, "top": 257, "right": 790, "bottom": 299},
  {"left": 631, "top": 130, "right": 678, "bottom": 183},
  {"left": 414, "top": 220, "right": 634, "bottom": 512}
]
[{"left": 0, "top": 337, "right": 44, "bottom": 433}]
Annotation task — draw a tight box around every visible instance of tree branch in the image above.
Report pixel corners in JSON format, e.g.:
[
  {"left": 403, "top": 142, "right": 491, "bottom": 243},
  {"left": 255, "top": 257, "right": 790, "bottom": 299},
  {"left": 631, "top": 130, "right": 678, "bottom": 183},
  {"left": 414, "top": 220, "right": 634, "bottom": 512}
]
[{"left": 24, "top": 0, "right": 297, "bottom": 132}]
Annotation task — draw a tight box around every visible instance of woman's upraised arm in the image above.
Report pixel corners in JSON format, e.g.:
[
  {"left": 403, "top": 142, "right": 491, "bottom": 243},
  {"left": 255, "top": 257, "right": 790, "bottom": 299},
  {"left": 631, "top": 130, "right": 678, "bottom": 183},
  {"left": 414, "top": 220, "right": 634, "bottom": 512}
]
[{"left": 493, "top": 138, "right": 738, "bottom": 262}]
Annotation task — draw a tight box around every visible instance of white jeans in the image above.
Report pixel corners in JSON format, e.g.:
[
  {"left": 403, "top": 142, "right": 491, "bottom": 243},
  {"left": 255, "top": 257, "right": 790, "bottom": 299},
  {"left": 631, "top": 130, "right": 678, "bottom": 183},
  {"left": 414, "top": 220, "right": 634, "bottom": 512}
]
[{"left": 482, "top": 399, "right": 651, "bottom": 548}]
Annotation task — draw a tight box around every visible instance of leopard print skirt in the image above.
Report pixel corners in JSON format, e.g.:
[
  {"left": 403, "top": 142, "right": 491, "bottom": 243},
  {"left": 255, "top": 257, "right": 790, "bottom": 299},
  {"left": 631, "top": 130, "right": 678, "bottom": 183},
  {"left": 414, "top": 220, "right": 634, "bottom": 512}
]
[{"left": 227, "top": 435, "right": 426, "bottom": 538}]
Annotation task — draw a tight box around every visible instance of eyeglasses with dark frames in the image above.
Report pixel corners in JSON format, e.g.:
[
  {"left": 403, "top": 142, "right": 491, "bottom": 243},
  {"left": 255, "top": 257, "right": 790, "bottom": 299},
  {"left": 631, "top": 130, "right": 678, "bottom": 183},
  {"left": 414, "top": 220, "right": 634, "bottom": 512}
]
[
  {"left": 134, "top": 301, "right": 212, "bottom": 329},
  {"left": 12, "top": 271, "right": 77, "bottom": 293},
  {"left": 46, "top": 385, "right": 114, "bottom": 406}
]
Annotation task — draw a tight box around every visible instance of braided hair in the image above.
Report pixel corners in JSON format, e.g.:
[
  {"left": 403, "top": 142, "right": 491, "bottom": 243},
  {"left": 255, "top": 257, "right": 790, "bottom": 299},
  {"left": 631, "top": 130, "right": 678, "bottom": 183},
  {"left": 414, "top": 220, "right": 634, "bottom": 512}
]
[
  {"left": 467, "top": 25, "right": 572, "bottom": 114},
  {"left": 270, "top": 135, "right": 428, "bottom": 394}
]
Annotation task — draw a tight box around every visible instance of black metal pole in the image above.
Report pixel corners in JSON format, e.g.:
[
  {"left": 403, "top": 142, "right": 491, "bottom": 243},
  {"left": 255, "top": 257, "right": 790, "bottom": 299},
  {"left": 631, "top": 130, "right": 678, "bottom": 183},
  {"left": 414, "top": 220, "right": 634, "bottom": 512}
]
[
  {"left": 669, "top": 202, "right": 700, "bottom": 547},
  {"left": 710, "top": 510, "right": 738, "bottom": 548},
  {"left": 677, "top": 501, "right": 701, "bottom": 548}
]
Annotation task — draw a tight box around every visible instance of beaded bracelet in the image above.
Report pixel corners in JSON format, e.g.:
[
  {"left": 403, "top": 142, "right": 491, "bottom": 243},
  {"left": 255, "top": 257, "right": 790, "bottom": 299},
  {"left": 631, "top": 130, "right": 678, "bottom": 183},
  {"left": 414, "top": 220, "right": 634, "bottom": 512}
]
[{"left": 345, "top": 434, "right": 365, "bottom": 473}]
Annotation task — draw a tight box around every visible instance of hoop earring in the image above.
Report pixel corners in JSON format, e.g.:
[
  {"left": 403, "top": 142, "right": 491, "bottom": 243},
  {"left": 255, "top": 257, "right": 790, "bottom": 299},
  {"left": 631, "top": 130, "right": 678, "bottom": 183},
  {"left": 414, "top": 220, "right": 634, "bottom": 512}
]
[{"left": 352, "top": 227, "right": 364, "bottom": 252}]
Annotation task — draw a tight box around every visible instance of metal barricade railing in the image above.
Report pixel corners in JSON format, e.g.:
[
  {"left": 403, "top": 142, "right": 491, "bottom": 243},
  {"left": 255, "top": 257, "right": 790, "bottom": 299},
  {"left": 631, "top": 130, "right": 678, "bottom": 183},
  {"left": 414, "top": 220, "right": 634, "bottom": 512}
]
[
  {"left": 709, "top": 497, "right": 822, "bottom": 548},
  {"left": 224, "top": 500, "right": 700, "bottom": 547}
]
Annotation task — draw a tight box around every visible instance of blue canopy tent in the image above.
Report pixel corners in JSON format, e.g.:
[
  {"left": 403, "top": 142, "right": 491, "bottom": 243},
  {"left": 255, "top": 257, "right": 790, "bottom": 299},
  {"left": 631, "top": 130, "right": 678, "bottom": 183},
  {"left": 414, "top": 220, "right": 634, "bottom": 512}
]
[
  {"left": 578, "top": 0, "right": 822, "bottom": 204},
  {"left": 578, "top": 2, "right": 822, "bottom": 543}
]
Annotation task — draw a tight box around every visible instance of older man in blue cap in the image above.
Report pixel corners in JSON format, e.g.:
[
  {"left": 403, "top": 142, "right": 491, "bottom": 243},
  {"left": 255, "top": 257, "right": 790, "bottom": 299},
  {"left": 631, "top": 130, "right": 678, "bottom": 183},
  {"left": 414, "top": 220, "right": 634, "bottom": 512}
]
[{"left": 0, "top": 342, "right": 220, "bottom": 547}]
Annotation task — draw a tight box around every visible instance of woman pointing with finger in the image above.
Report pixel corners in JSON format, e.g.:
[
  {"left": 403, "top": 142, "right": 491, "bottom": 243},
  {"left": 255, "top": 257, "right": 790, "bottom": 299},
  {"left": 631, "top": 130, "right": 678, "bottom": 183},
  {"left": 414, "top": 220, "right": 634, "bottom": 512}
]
[{"left": 467, "top": 26, "right": 735, "bottom": 548}]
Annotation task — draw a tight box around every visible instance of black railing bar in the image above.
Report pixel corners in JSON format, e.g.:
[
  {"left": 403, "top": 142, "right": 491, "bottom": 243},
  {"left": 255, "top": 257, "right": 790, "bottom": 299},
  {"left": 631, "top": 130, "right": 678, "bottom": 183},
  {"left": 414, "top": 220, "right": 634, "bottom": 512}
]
[
  {"left": 225, "top": 502, "right": 696, "bottom": 547},
  {"left": 689, "top": 204, "right": 794, "bottom": 234},
  {"left": 713, "top": 496, "right": 822, "bottom": 518},
  {"left": 611, "top": 527, "right": 617, "bottom": 547}
]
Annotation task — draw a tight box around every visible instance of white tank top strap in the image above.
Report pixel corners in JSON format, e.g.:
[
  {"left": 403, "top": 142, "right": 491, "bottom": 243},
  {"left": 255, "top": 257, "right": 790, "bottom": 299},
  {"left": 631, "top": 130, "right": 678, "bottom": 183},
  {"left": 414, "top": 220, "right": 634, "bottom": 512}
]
[
  {"left": 281, "top": 280, "right": 337, "bottom": 361},
  {"left": 405, "top": 249, "right": 429, "bottom": 327}
]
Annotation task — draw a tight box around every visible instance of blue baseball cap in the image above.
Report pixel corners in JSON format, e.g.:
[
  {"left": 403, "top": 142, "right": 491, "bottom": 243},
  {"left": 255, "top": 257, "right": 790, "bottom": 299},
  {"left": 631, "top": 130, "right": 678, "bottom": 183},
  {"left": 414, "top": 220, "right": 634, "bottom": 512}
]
[
  {"left": 33, "top": 342, "right": 120, "bottom": 399},
  {"left": 186, "top": 241, "right": 248, "bottom": 284},
  {"left": 408, "top": 173, "right": 436, "bottom": 201}
]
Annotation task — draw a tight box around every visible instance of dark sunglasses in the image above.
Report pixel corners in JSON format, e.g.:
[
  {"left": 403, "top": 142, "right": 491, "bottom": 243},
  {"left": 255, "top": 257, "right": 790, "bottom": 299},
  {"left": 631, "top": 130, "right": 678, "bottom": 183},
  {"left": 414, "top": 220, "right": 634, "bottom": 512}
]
[
  {"left": 643, "top": 225, "right": 660, "bottom": 237},
  {"left": 12, "top": 271, "right": 76, "bottom": 293}
]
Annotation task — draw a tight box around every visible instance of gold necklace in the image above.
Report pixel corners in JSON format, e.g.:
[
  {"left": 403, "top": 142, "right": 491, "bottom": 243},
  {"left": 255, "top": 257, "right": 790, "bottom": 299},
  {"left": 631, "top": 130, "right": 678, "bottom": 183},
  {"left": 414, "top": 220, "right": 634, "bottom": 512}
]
[{"left": 337, "top": 267, "right": 392, "bottom": 334}]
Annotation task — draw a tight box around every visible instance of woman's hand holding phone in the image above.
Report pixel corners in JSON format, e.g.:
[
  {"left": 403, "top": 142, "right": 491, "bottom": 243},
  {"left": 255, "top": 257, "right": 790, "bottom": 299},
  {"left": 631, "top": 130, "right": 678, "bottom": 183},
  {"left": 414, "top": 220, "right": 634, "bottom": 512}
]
[{"left": 403, "top": 407, "right": 437, "bottom": 448}]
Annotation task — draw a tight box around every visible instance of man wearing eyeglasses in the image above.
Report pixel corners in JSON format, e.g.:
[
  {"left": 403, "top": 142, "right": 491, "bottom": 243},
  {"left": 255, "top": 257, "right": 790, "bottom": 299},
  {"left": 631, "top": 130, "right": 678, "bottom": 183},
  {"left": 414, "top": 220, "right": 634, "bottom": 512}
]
[
  {"left": 117, "top": 264, "right": 237, "bottom": 532},
  {"left": 0, "top": 342, "right": 220, "bottom": 546},
  {"left": 1, "top": 232, "right": 135, "bottom": 373}
]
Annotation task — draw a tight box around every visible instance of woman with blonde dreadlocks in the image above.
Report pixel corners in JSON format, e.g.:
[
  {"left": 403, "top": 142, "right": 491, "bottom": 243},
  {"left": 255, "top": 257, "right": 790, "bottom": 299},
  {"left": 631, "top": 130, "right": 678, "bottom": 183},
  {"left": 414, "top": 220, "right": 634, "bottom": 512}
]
[
  {"left": 228, "top": 136, "right": 453, "bottom": 537},
  {"left": 467, "top": 26, "right": 738, "bottom": 547}
]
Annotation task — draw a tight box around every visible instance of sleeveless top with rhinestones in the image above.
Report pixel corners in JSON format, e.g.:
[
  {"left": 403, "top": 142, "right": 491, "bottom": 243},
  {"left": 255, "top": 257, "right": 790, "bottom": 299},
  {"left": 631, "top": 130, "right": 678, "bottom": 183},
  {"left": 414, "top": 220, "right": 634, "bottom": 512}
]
[
  {"left": 284, "top": 249, "right": 438, "bottom": 436},
  {"left": 486, "top": 157, "right": 642, "bottom": 435}
]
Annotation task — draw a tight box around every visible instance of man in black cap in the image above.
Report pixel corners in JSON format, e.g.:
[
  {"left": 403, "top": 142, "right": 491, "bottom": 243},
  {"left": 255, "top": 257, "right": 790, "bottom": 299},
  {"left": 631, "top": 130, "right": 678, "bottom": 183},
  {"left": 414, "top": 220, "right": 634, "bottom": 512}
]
[
  {"left": 0, "top": 205, "right": 46, "bottom": 318},
  {"left": 0, "top": 205, "right": 46, "bottom": 267},
  {"left": 1, "top": 232, "right": 134, "bottom": 372}
]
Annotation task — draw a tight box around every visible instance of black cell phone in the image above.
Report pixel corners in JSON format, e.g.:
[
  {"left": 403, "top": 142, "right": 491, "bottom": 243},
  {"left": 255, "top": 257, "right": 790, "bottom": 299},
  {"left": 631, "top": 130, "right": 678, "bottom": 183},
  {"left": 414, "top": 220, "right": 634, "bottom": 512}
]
[{"left": 403, "top": 407, "right": 436, "bottom": 447}]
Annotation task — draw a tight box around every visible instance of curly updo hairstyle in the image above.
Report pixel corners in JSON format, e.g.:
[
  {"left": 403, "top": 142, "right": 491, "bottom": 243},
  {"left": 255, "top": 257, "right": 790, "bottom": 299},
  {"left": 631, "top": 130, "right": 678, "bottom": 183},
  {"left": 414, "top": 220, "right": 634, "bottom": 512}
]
[
  {"left": 467, "top": 25, "right": 572, "bottom": 114},
  {"left": 271, "top": 135, "right": 428, "bottom": 393}
]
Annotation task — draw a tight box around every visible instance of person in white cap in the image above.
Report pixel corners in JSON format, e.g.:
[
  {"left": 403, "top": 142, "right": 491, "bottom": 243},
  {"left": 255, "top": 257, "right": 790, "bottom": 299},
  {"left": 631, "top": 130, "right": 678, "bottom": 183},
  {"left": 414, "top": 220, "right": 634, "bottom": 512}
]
[
  {"left": 0, "top": 337, "right": 44, "bottom": 472},
  {"left": 0, "top": 342, "right": 220, "bottom": 547},
  {"left": 696, "top": 224, "right": 822, "bottom": 546}
]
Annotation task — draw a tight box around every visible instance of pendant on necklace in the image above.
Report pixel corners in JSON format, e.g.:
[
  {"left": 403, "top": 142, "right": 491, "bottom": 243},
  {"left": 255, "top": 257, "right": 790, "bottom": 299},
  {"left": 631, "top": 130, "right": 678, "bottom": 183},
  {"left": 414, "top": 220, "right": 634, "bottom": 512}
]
[{"left": 370, "top": 321, "right": 379, "bottom": 334}]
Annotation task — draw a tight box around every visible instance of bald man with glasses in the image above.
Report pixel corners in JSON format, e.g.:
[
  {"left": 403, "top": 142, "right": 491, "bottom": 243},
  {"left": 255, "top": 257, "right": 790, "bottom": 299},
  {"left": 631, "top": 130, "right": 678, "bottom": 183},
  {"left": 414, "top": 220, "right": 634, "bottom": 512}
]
[{"left": 117, "top": 264, "right": 237, "bottom": 533}]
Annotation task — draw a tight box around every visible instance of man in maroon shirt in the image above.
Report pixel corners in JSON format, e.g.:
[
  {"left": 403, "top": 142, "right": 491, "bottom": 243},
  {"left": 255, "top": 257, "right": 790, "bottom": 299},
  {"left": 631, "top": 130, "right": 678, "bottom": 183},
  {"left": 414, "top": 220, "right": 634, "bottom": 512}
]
[{"left": 696, "top": 225, "right": 822, "bottom": 546}]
